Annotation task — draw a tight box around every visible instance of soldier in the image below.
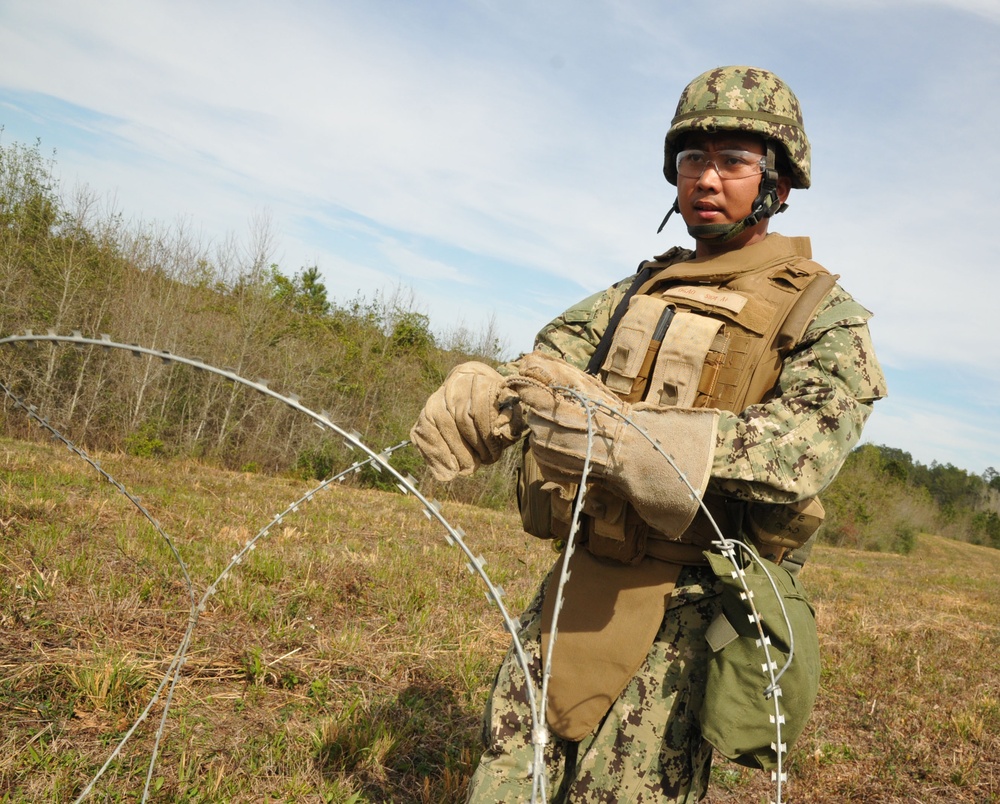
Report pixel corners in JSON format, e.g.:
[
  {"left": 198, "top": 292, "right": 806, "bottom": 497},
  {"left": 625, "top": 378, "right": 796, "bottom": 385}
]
[{"left": 411, "top": 66, "right": 886, "bottom": 802}]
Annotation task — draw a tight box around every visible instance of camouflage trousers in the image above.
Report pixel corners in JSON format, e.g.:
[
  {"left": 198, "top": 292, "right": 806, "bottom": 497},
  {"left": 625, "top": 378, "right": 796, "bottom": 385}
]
[{"left": 466, "top": 564, "right": 722, "bottom": 803}]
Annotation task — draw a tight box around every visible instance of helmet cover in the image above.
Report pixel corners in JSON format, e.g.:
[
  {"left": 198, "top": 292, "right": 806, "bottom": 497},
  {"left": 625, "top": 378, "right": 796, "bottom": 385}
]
[{"left": 664, "top": 66, "right": 810, "bottom": 189}]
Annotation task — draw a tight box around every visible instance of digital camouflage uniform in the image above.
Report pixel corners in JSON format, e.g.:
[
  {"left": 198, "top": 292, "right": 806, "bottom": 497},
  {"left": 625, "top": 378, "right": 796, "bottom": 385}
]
[
  {"left": 473, "top": 566, "right": 718, "bottom": 802},
  {"left": 454, "top": 65, "right": 886, "bottom": 803},
  {"left": 466, "top": 235, "right": 886, "bottom": 803}
]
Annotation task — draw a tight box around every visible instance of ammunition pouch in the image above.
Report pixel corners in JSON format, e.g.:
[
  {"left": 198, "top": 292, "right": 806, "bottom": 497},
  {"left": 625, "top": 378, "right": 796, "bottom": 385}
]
[
  {"left": 517, "top": 440, "right": 561, "bottom": 541},
  {"left": 582, "top": 487, "right": 647, "bottom": 564},
  {"left": 700, "top": 545, "right": 821, "bottom": 770},
  {"left": 600, "top": 294, "right": 728, "bottom": 409},
  {"left": 746, "top": 496, "right": 825, "bottom": 563},
  {"left": 517, "top": 443, "right": 648, "bottom": 561},
  {"left": 519, "top": 444, "right": 711, "bottom": 565}
]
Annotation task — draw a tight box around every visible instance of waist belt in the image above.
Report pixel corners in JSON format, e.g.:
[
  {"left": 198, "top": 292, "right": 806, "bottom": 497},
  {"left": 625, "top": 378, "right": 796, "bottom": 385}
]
[
  {"left": 641, "top": 494, "right": 741, "bottom": 565},
  {"left": 577, "top": 492, "right": 741, "bottom": 566},
  {"left": 644, "top": 536, "right": 711, "bottom": 565}
]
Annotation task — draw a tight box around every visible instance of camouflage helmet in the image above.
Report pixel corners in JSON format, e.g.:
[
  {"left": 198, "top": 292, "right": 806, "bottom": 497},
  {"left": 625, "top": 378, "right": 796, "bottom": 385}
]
[{"left": 664, "top": 66, "right": 810, "bottom": 189}]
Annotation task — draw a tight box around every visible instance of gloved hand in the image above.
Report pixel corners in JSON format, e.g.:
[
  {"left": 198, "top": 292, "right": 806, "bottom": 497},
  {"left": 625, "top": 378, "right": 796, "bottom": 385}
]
[
  {"left": 410, "top": 362, "right": 524, "bottom": 482},
  {"left": 510, "top": 350, "right": 720, "bottom": 537}
]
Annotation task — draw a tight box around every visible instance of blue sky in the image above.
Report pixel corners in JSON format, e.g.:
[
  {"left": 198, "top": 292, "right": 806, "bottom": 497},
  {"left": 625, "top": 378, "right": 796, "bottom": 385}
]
[{"left": 1, "top": 0, "right": 998, "bottom": 475}]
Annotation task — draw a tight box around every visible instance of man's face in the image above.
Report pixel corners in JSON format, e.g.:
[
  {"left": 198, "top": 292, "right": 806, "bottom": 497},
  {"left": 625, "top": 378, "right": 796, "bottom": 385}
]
[{"left": 676, "top": 132, "right": 790, "bottom": 256}]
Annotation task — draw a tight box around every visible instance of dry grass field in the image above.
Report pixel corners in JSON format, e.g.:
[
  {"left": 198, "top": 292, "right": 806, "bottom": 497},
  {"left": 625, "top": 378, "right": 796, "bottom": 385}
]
[{"left": 1, "top": 436, "right": 998, "bottom": 803}]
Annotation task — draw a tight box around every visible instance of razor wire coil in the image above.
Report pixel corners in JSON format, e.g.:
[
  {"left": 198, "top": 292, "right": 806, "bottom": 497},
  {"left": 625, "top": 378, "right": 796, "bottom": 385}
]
[{"left": 2, "top": 331, "right": 801, "bottom": 804}]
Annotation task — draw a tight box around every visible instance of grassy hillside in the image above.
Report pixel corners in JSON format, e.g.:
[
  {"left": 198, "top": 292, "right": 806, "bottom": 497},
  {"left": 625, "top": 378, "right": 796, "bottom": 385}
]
[{"left": 1, "top": 437, "right": 998, "bottom": 803}]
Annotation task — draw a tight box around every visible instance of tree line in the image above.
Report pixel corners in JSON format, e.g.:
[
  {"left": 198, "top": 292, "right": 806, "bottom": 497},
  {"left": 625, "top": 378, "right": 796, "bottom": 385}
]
[
  {"left": 0, "top": 136, "right": 514, "bottom": 508},
  {"left": 821, "top": 444, "right": 999, "bottom": 553},
  {"left": 1, "top": 136, "right": 997, "bottom": 551}
]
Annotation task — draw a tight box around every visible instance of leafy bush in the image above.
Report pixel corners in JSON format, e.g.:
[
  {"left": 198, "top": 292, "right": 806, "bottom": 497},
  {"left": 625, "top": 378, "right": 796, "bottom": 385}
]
[{"left": 124, "top": 419, "right": 166, "bottom": 458}]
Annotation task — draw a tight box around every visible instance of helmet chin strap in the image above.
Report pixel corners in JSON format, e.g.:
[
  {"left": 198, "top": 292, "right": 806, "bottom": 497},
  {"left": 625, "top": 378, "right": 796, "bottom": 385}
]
[
  {"left": 655, "top": 199, "right": 680, "bottom": 234},
  {"left": 658, "top": 145, "right": 788, "bottom": 242}
]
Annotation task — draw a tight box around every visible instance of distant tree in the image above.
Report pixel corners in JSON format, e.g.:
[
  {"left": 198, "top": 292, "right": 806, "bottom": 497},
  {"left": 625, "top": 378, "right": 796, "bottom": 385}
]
[
  {"left": 270, "top": 264, "right": 330, "bottom": 317},
  {"left": 391, "top": 311, "right": 434, "bottom": 354},
  {"left": 984, "top": 466, "right": 1000, "bottom": 492},
  {"left": 0, "top": 137, "right": 59, "bottom": 244},
  {"left": 926, "top": 461, "right": 981, "bottom": 511},
  {"left": 876, "top": 445, "right": 913, "bottom": 483},
  {"left": 969, "top": 510, "right": 1000, "bottom": 549},
  {"left": 298, "top": 266, "right": 330, "bottom": 316}
]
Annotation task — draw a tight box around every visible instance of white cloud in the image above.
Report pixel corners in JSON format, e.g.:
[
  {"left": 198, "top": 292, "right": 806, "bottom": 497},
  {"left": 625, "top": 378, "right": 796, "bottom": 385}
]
[
  {"left": 863, "top": 393, "right": 1000, "bottom": 475},
  {"left": 789, "top": 0, "right": 1000, "bottom": 23}
]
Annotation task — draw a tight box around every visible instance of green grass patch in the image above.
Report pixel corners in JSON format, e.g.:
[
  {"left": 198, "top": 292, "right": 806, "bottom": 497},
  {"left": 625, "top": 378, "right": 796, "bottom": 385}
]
[{"left": 0, "top": 436, "right": 997, "bottom": 802}]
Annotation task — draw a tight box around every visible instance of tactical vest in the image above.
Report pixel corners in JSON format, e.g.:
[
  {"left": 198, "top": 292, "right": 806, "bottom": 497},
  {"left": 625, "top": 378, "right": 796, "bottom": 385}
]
[
  {"left": 606, "top": 245, "right": 835, "bottom": 411},
  {"left": 518, "top": 235, "right": 832, "bottom": 563}
]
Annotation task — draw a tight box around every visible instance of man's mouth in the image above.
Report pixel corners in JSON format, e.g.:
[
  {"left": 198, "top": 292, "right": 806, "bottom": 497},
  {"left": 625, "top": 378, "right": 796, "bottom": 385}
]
[{"left": 693, "top": 202, "right": 722, "bottom": 218}]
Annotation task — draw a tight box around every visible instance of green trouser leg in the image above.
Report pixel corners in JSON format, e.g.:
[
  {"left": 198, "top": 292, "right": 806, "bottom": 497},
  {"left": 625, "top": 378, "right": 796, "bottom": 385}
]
[{"left": 466, "top": 566, "right": 720, "bottom": 803}]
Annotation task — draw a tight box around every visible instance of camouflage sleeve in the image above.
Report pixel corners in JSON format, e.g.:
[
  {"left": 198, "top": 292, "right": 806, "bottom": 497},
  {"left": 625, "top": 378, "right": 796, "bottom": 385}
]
[{"left": 710, "top": 285, "right": 887, "bottom": 503}]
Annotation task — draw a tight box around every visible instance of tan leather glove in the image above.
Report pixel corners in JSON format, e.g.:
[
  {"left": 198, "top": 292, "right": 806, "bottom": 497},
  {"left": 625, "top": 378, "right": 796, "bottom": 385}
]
[
  {"left": 510, "top": 350, "right": 719, "bottom": 537},
  {"left": 410, "top": 362, "right": 524, "bottom": 482}
]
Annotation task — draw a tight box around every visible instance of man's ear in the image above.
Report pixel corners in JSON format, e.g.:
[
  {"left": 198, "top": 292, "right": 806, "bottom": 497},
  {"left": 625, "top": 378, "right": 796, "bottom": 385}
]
[{"left": 776, "top": 176, "right": 792, "bottom": 204}]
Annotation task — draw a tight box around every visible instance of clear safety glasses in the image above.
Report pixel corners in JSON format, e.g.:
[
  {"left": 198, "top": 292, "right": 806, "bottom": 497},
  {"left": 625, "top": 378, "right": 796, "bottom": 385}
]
[{"left": 675, "top": 149, "right": 767, "bottom": 181}]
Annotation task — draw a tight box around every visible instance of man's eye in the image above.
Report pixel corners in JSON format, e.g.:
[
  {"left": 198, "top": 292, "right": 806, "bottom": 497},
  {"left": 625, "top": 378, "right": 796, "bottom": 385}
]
[
  {"left": 681, "top": 152, "right": 707, "bottom": 165},
  {"left": 722, "top": 152, "right": 752, "bottom": 166}
]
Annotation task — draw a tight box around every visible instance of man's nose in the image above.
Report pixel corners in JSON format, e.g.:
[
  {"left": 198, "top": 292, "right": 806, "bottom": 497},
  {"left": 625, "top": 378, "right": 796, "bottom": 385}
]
[{"left": 695, "top": 161, "right": 723, "bottom": 188}]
